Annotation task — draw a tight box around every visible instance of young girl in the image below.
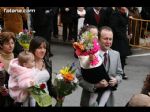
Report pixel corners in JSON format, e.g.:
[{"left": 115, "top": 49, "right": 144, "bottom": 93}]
[
  {"left": 8, "top": 51, "right": 36, "bottom": 107},
  {"left": 74, "top": 25, "right": 112, "bottom": 106},
  {"left": 74, "top": 25, "right": 109, "bottom": 82}
]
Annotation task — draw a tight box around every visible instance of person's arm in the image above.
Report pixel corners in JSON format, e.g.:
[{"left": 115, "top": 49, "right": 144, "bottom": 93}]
[
  {"left": 108, "top": 53, "right": 123, "bottom": 88},
  {"left": 114, "top": 52, "right": 123, "bottom": 84},
  {"left": 83, "top": 9, "right": 90, "bottom": 26},
  {"left": 20, "top": 7, "right": 27, "bottom": 30},
  {"left": 21, "top": 7, "right": 27, "bottom": 21},
  {"left": 47, "top": 77, "right": 57, "bottom": 99},
  {"left": 17, "top": 69, "right": 36, "bottom": 89},
  {"left": 44, "top": 58, "right": 57, "bottom": 99},
  {"left": 76, "top": 68, "right": 96, "bottom": 92}
]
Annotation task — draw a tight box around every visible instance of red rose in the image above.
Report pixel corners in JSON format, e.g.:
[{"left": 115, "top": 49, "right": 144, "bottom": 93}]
[{"left": 40, "top": 83, "right": 46, "bottom": 89}]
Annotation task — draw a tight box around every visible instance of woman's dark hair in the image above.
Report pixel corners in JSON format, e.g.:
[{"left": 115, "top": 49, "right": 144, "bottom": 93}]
[{"left": 29, "top": 36, "right": 49, "bottom": 58}]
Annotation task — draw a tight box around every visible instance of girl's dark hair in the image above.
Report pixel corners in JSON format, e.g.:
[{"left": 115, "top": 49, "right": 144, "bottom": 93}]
[
  {"left": 29, "top": 36, "right": 49, "bottom": 58},
  {"left": 79, "top": 24, "right": 89, "bottom": 36}
]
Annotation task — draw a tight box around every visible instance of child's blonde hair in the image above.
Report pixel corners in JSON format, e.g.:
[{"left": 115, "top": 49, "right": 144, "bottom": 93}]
[{"left": 18, "top": 51, "right": 33, "bottom": 66}]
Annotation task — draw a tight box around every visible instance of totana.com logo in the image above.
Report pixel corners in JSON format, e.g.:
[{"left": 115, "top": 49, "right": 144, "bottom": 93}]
[{"left": 3, "top": 8, "right": 35, "bottom": 13}]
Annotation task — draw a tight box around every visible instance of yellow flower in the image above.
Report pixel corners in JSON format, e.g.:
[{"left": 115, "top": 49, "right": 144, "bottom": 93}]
[{"left": 59, "top": 67, "right": 69, "bottom": 76}]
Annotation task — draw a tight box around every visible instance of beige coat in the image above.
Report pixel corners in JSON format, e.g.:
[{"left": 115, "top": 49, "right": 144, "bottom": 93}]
[
  {"left": 0, "top": 7, "right": 27, "bottom": 34},
  {"left": 127, "top": 94, "right": 150, "bottom": 107}
]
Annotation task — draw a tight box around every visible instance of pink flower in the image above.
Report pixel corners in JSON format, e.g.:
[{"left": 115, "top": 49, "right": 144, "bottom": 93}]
[
  {"left": 79, "top": 38, "right": 100, "bottom": 56},
  {"left": 90, "top": 55, "right": 99, "bottom": 66},
  {"left": 0, "top": 62, "right": 4, "bottom": 68}
]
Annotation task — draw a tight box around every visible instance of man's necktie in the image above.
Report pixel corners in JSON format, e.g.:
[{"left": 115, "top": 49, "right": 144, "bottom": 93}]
[{"left": 104, "top": 52, "right": 108, "bottom": 66}]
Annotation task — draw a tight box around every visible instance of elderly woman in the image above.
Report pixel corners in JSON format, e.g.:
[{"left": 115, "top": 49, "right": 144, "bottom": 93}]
[{"left": 0, "top": 31, "right": 16, "bottom": 106}]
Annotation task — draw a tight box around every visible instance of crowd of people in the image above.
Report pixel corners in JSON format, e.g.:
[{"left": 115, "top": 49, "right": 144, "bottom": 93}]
[{"left": 0, "top": 7, "right": 150, "bottom": 107}]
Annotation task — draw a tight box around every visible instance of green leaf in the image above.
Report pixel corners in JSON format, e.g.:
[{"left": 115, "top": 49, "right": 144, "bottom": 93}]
[
  {"left": 30, "top": 92, "right": 52, "bottom": 107},
  {"left": 71, "top": 69, "right": 76, "bottom": 74}
]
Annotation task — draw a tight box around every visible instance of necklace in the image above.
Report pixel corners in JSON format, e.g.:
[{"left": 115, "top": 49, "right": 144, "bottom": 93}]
[{"left": 35, "top": 59, "right": 45, "bottom": 71}]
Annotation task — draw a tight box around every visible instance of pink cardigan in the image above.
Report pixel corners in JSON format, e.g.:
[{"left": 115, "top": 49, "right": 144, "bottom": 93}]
[{"left": 8, "top": 58, "right": 36, "bottom": 103}]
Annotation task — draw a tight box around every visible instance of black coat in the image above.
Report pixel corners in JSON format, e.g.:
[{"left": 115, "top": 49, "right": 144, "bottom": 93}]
[
  {"left": 109, "top": 10, "right": 130, "bottom": 57},
  {"left": 141, "top": 7, "right": 150, "bottom": 30},
  {"left": 84, "top": 8, "right": 107, "bottom": 29},
  {"left": 60, "top": 7, "right": 77, "bottom": 24},
  {"left": 0, "top": 53, "right": 18, "bottom": 106},
  {"left": 141, "top": 7, "right": 150, "bottom": 20},
  {"left": 44, "top": 57, "right": 57, "bottom": 99},
  {"left": 30, "top": 7, "right": 57, "bottom": 40}
]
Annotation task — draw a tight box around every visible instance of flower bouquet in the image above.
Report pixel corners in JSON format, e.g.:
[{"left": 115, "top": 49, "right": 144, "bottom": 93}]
[
  {"left": 28, "top": 83, "right": 52, "bottom": 107},
  {"left": 53, "top": 62, "right": 78, "bottom": 106},
  {"left": 16, "top": 29, "right": 35, "bottom": 51},
  {"left": 73, "top": 31, "right": 102, "bottom": 69}
]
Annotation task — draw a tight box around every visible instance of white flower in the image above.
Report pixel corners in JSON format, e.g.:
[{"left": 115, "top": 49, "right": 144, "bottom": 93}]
[
  {"left": 32, "top": 31, "right": 36, "bottom": 33},
  {"left": 73, "top": 77, "right": 78, "bottom": 83},
  {"left": 19, "top": 32, "right": 23, "bottom": 36},
  {"left": 56, "top": 74, "right": 63, "bottom": 80}
]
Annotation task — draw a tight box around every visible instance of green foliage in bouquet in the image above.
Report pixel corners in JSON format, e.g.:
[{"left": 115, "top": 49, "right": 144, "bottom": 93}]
[
  {"left": 16, "top": 29, "right": 35, "bottom": 51},
  {"left": 81, "top": 31, "right": 95, "bottom": 51},
  {"left": 53, "top": 62, "right": 78, "bottom": 106},
  {"left": 54, "top": 77, "right": 77, "bottom": 97},
  {"left": 28, "top": 83, "right": 52, "bottom": 107}
]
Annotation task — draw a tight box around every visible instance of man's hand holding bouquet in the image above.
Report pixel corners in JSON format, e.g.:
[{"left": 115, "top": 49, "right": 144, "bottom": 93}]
[{"left": 53, "top": 62, "right": 78, "bottom": 106}]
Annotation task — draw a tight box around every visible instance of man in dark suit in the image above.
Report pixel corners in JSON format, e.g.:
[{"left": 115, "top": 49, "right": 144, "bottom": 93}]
[
  {"left": 53, "top": 7, "right": 60, "bottom": 38},
  {"left": 84, "top": 7, "right": 107, "bottom": 29},
  {"left": 109, "top": 7, "right": 131, "bottom": 80},
  {"left": 141, "top": 7, "right": 150, "bottom": 30},
  {"left": 76, "top": 26, "right": 123, "bottom": 107},
  {"left": 30, "top": 7, "right": 57, "bottom": 57},
  {"left": 60, "top": 7, "right": 76, "bottom": 42}
]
